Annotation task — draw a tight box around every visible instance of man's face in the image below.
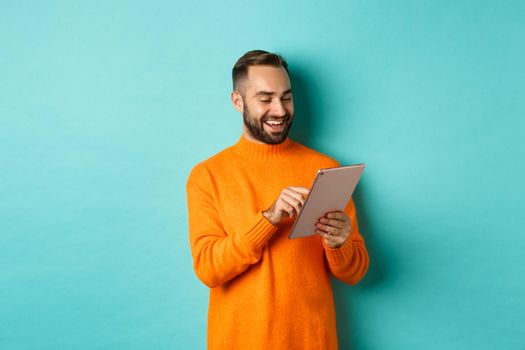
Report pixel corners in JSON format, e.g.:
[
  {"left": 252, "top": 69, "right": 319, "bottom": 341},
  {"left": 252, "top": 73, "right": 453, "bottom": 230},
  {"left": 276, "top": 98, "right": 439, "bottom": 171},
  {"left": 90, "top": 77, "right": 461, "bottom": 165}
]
[{"left": 235, "top": 65, "right": 294, "bottom": 145}]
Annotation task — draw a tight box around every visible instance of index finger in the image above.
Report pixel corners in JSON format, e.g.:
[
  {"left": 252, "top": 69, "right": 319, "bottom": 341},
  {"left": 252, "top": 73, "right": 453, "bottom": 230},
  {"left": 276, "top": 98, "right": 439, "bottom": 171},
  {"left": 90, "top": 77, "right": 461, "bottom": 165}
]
[{"left": 287, "top": 187, "right": 310, "bottom": 196}]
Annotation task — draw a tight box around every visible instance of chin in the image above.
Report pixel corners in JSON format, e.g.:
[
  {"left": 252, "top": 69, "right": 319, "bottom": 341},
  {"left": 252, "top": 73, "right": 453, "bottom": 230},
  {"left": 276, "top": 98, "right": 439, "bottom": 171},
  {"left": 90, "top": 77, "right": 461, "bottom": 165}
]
[{"left": 266, "top": 133, "right": 288, "bottom": 144}]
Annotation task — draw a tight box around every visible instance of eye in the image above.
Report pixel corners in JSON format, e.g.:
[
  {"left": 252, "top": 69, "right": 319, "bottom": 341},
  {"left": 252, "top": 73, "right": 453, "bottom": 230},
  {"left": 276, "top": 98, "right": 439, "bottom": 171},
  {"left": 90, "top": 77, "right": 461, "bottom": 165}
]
[
  {"left": 282, "top": 97, "right": 292, "bottom": 102},
  {"left": 259, "top": 99, "right": 271, "bottom": 104}
]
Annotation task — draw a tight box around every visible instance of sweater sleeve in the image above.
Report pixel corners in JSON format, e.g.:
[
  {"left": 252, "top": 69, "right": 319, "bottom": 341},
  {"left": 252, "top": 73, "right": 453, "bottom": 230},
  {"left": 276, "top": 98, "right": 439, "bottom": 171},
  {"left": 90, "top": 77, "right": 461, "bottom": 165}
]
[
  {"left": 186, "top": 165, "right": 278, "bottom": 288},
  {"left": 323, "top": 198, "right": 369, "bottom": 285}
]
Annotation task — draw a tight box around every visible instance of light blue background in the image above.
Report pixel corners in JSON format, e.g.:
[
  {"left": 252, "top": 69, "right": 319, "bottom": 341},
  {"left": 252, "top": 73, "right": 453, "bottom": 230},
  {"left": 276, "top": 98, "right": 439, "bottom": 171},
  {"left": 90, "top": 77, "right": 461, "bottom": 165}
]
[{"left": 1, "top": 1, "right": 524, "bottom": 349}]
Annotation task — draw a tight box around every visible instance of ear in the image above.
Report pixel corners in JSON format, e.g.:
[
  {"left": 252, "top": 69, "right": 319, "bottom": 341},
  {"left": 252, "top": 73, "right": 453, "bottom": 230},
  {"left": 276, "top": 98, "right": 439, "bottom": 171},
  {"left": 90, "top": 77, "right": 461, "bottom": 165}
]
[{"left": 231, "top": 91, "right": 244, "bottom": 113}]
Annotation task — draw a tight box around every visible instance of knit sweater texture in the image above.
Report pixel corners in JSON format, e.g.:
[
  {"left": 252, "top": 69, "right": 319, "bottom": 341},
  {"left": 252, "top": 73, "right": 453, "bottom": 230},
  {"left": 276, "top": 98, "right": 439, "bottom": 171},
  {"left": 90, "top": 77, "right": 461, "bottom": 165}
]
[{"left": 186, "top": 136, "right": 369, "bottom": 350}]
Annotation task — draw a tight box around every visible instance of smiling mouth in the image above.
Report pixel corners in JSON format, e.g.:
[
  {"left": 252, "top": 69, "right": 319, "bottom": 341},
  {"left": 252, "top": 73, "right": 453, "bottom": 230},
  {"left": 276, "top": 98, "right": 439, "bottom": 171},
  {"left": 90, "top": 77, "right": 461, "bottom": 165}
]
[
  {"left": 264, "top": 119, "right": 286, "bottom": 127},
  {"left": 263, "top": 119, "right": 287, "bottom": 132}
]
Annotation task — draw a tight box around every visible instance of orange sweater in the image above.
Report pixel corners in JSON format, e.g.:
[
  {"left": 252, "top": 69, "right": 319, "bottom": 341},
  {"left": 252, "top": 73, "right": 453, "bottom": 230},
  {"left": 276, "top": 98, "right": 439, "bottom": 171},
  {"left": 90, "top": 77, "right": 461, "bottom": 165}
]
[{"left": 186, "top": 136, "right": 369, "bottom": 350}]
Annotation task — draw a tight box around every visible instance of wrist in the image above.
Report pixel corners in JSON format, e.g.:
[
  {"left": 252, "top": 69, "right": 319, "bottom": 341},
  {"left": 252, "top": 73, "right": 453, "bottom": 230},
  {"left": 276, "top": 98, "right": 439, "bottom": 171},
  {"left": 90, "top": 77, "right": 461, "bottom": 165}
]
[
  {"left": 323, "top": 237, "right": 348, "bottom": 249},
  {"left": 262, "top": 209, "right": 279, "bottom": 226},
  {"left": 325, "top": 242, "right": 342, "bottom": 249}
]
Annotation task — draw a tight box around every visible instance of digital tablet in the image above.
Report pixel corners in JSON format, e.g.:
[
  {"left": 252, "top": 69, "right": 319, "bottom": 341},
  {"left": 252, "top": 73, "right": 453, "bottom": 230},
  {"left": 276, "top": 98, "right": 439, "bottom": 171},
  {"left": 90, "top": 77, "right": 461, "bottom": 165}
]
[{"left": 288, "top": 164, "right": 365, "bottom": 239}]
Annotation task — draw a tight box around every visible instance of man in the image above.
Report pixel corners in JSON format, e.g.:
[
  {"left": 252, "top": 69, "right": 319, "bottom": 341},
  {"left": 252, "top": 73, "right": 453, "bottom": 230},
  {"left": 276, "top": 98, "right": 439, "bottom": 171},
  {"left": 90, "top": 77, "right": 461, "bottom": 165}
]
[{"left": 186, "top": 50, "right": 369, "bottom": 350}]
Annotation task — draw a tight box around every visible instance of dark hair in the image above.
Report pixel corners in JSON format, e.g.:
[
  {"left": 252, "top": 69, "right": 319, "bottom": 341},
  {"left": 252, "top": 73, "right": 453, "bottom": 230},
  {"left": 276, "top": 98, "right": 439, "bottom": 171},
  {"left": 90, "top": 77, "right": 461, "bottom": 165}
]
[{"left": 232, "top": 50, "right": 289, "bottom": 91}]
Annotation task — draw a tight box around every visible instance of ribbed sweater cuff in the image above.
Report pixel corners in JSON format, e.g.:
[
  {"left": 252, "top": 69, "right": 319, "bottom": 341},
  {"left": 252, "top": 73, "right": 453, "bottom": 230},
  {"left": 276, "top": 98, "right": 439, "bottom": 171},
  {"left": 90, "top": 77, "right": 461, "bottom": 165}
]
[
  {"left": 323, "top": 236, "right": 355, "bottom": 266},
  {"left": 241, "top": 212, "right": 278, "bottom": 251}
]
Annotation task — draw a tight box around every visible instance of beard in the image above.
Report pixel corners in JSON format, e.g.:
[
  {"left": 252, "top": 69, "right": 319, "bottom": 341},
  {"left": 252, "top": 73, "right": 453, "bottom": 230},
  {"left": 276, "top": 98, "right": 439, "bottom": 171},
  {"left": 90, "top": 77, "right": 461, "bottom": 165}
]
[{"left": 242, "top": 103, "right": 293, "bottom": 145}]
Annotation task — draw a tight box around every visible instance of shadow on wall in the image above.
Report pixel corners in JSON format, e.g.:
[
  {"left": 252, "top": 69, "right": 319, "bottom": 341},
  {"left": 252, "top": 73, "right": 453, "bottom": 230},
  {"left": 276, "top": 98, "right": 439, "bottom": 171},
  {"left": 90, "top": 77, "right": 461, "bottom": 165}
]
[
  {"left": 333, "top": 184, "right": 393, "bottom": 350},
  {"left": 288, "top": 63, "right": 323, "bottom": 145},
  {"left": 289, "top": 63, "right": 393, "bottom": 349}
]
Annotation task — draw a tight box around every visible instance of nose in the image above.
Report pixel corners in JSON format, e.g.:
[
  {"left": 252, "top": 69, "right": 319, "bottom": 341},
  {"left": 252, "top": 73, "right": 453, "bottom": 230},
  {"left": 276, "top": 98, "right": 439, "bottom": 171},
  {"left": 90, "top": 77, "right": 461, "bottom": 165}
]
[{"left": 270, "top": 100, "right": 287, "bottom": 117}]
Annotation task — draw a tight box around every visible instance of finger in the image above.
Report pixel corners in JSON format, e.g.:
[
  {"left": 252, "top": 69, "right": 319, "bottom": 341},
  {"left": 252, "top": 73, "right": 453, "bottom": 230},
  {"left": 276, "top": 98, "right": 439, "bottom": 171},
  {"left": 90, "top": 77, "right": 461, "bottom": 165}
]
[
  {"left": 287, "top": 186, "right": 310, "bottom": 197},
  {"left": 318, "top": 231, "right": 344, "bottom": 247},
  {"left": 281, "top": 193, "right": 303, "bottom": 215},
  {"left": 316, "top": 223, "right": 341, "bottom": 236},
  {"left": 317, "top": 230, "right": 343, "bottom": 245},
  {"left": 279, "top": 195, "right": 301, "bottom": 217},
  {"left": 326, "top": 211, "right": 348, "bottom": 222},
  {"left": 318, "top": 217, "right": 345, "bottom": 229},
  {"left": 283, "top": 188, "right": 308, "bottom": 204},
  {"left": 281, "top": 192, "right": 306, "bottom": 212},
  {"left": 277, "top": 199, "right": 296, "bottom": 218},
  {"left": 316, "top": 230, "right": 332, "bottom": 238}
]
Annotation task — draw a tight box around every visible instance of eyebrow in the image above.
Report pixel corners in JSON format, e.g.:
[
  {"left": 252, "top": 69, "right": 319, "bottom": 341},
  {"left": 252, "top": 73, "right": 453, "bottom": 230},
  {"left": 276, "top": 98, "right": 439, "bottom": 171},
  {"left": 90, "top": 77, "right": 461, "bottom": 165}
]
[{"left": 254, "top": 89, "right": 293, "bottom": 97}]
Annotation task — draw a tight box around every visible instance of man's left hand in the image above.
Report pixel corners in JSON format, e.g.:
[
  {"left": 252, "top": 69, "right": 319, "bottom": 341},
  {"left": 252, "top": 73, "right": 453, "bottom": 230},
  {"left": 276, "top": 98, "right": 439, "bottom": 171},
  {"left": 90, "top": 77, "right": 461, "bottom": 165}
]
[{"left": 315, "top": 211, "right": 352, "bottom": 249}]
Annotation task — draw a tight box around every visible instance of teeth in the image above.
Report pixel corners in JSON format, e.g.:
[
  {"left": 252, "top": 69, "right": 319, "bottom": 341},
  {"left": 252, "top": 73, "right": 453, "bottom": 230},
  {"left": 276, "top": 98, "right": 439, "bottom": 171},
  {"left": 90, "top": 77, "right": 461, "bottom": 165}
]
[{"left": 266, "top": 120, "right": 284, "bottom": 125}]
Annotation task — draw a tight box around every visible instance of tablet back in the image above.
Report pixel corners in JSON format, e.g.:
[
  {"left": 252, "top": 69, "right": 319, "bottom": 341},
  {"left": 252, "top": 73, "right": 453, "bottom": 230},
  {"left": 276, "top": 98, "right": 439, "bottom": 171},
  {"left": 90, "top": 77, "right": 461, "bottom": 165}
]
[{"left": 288, "top": 164, "right": 365, "bottom": 239}]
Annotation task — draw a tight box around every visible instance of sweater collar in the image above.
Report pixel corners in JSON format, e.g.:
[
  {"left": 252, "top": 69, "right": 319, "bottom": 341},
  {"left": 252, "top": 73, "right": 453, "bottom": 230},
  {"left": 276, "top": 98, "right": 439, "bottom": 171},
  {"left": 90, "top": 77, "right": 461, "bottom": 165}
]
[{"left": 232, "top": 135, "right": 295, "bottom": 160}]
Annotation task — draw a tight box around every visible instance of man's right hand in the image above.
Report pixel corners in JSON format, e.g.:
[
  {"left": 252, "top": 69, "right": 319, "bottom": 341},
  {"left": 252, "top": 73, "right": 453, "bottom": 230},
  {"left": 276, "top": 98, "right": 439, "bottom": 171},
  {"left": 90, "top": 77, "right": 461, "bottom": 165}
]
[{"left": 262, "top": 187, "right": 309, "bottom": 226}]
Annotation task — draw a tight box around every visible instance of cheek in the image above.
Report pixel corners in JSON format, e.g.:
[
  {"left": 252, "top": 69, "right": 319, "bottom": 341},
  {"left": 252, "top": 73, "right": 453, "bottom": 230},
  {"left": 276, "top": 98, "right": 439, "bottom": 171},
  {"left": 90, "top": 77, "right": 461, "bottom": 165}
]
[
  {"left": 252, "top": 105, "right": 270, "bottom": 118},
  {"left": 285, "top": 103, "right": 294, "bottom": 115}
]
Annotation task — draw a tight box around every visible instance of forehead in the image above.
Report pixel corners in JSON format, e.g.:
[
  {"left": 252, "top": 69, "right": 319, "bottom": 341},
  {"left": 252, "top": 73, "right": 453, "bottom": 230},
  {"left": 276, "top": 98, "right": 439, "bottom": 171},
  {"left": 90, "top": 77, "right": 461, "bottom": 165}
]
[{"left": 244, "top": 65, "right": 291, "bottom": 94}]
